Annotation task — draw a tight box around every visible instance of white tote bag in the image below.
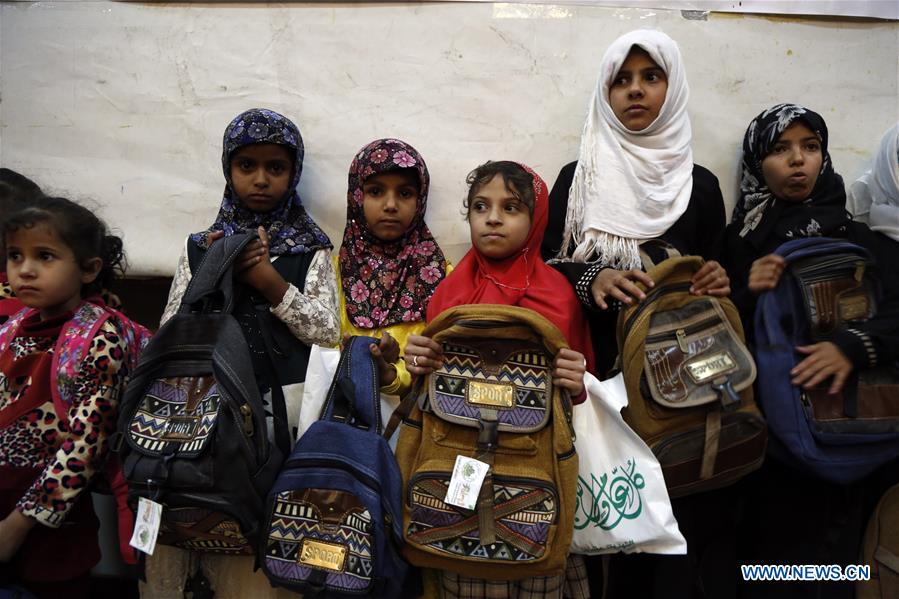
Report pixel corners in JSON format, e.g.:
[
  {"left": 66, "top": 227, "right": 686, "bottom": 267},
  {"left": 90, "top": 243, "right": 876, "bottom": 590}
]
[
  {"left": 571, "top": 372, "right": 686, "bottom": 555},
  {"left": 297, "top": 343, "right": 402, "bottom": 448}
]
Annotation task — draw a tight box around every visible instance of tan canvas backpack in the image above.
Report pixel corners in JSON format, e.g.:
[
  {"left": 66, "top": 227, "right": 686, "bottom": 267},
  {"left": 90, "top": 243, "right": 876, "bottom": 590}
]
[
  {"left": 394, "top": 304, "right": 577, "bottom": 580},
  {"left": 617, "top": 256, "right": 767, "bottom": 497},
  {"left": 858, "top": 483, "right": 899, "bottom": 599}
]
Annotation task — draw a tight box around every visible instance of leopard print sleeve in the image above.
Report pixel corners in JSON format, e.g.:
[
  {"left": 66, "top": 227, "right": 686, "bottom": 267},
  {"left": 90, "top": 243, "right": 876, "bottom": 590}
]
[
  {"left": 17, "top": 321, "right": 128, "bottom": 528},
  {"left": 270, "top": 248, "right": 340, "bottom": 347}
]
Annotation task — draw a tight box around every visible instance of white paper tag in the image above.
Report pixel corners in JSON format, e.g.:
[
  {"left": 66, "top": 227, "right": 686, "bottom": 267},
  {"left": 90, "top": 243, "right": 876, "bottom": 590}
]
[
  {"left": 130, "top": 497, "right": 163, "bottom": 556},
  {"left": 445, "top": 455, "right": 490, "bottom": 510}
]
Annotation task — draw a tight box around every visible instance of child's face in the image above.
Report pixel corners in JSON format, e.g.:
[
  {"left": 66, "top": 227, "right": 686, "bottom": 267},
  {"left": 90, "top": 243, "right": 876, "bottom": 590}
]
[
  {"left": 609, "top": 47, "right": 668, "bottom": 132},
  {"left": 229, "top": 143, "right": 293, "bottom": 213},
  {"left": 5, "top": 223, "right": 99, "bottom": 320},
  {"left": 468, "top": 175, "right": 531, "bottom": 261},
  {"left": 362, "top": 170, "right": 419, "bottom": 242},
  {"left": 761, "top": 122, "right": 823, "bottom": 203}
]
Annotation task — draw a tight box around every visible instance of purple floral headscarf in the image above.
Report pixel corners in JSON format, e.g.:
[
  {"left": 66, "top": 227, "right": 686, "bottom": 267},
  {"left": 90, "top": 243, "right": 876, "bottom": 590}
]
[
  {"left": 191, "top": 108, "right": 331, "bottom": 255},
  {"left": 339, "top": 138, "right": 446, "bottom": 329}
]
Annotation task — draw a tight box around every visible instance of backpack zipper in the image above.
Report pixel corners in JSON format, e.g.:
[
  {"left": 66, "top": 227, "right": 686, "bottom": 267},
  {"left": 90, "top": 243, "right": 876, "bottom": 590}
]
[
  {"left": 284, "top": 457, "right": 383, "bottom": 495},
  {"left": 283, "top": 457, "right": 400, "bottom": 537},
  {"left": 644, "top": 315, "right": 722, "bottom": 348},
  {"left": 623, "top": 282, "right": 693, "bottom": 339}
]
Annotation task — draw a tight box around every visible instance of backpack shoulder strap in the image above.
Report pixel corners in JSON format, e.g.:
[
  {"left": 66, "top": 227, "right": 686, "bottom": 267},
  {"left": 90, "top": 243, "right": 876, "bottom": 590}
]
[
  {"left": 0, "top": 307, "right": 33, "bottom": 355},
  {"left": 52, "top": 302, "right": 111, "bottom": 424},
  {"left": 321, "top": 335, "right": 381, "bottom": 433}
]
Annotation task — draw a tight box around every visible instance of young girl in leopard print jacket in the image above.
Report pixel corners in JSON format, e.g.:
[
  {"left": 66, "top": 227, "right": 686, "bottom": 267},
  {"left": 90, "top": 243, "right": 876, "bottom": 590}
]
[{"left": 0, "top": 195, "right": 147, "bottom": 598}]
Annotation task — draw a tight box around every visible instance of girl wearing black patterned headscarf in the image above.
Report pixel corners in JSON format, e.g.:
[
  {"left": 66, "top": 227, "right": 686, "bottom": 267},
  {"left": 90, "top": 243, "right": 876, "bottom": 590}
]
[
  {"left": 725, "top": 103, "right": 899, "bottom": 378},
  {"left": 731, "top": 103, "right": 850, "bottom": 248},
  {"left": 147, "top": 109, "right": 340, "bottom": 599},
  {"left": 724, "top": 104, "right": 899, "bottom": 599}
]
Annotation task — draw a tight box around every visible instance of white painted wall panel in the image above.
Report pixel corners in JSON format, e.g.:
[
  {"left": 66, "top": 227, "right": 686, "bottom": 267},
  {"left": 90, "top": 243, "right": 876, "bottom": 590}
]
[{"left": 1, "top": 2, "right": 897, "bottom": 275}]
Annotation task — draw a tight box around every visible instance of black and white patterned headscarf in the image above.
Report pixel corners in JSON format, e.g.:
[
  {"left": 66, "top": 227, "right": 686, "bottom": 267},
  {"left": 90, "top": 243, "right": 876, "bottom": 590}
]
[{"left": 731, "top": 103, "right": 849, "bottom": 249}]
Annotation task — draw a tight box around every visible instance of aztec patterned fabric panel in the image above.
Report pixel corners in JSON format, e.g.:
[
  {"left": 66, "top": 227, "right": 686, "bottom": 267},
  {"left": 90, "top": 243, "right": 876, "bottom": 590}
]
[
  {"left": 430, "top": 340, "right": 553, "bottom": 433},
  {"left": 264, "top": 489, "right": 374, "bottom": 592},
  {"left": 643, "top": 299, "right": 755, "bottom": 408},
  {"left": 406, "top": 475, "right": 556, "bottom": 562},
  {"left": 158, "top": 507, "right": 252, "bottom": 555},
  {"left": 128, "top": 376, "right": 220, "bottom": 456}
]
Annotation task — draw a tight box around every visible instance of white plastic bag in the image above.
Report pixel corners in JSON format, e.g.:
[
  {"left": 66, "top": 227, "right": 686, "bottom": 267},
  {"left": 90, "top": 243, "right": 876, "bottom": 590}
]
[
  {"left": 571, "top": 372, "right": 686, "bottom": 555},
  {"left": 297, "top": 343, "right": 402, "bottom": 447},
  {"left": 297, "top": 344, "right": 341, "bottom": 438}
]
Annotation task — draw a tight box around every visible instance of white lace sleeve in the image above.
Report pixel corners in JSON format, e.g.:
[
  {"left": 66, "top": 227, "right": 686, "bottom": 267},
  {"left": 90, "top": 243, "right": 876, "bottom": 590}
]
[
  {"left": 160, "top": 239, "right": 192, "bottom": 327},
  {"left": 269, "top": 248, "right": 340, "bottom": 347}
]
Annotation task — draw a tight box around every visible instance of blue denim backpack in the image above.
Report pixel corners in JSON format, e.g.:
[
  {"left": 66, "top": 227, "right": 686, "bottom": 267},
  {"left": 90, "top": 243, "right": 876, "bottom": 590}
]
[
  {"left": 259, "top": 336, "right": 407, "bottom": 597},
  {"left": 754, "top": 237, "right": 899, "bottom": 483}
]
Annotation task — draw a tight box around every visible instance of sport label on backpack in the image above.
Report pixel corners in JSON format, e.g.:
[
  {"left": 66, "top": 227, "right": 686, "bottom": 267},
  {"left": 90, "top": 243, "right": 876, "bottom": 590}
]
[
  {"left": 468, "top": 381, "right": 514, "bottom": 409},
  {"left": 684, "top": 351, "right": 737, "bottom": 384},
  {"left": 263, "top": 488, "right": 375, "bottom": 592},
  {"left": 298, "top": 539, "right": 348, "bottom": 572}
]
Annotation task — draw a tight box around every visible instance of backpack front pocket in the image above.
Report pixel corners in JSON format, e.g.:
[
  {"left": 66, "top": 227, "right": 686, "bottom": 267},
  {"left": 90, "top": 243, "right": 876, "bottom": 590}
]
[
  {"left": 158, "top": 504, "right": 253, "bottom": 554},
  {"left": 643, "top": 299, "right": 756, "bottom": 410},
  {"left": 430, "top": 341, "right": 553, "bottom": 434},
  {"left": 127, "top": 376, "right": 222, "bottom": 458},
  {"left": 263, "top": 488, "right": 374, "bottom": 593},
  {"left": 406, "top": 471, "right": 557, "bottom": 564}
]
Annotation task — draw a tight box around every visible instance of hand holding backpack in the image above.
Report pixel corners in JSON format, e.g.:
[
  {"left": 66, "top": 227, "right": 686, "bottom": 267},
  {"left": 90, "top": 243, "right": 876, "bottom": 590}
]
[
  {"left": 118, "top": 233, "right": 290, "bottom": 555},
  {"left": 754, "top": 237, "right": 899, "bottom": 483}
]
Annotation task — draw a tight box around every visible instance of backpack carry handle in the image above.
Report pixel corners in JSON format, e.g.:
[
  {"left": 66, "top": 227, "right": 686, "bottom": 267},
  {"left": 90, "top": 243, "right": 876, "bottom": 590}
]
[
  {"left": 321, "top": 335, "right": 382, "bottom": 433},
  {"left": 181, "top": 233, "right": 260, "bottom": 315}
]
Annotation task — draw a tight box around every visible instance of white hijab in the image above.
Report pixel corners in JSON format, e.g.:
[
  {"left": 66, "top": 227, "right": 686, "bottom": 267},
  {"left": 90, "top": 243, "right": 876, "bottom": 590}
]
[
  {"left": 848, "top": 123, "right": 899, "bottom": 242},
  {"left": 558, "top": 29, "right": 693, "bottom": 269}
]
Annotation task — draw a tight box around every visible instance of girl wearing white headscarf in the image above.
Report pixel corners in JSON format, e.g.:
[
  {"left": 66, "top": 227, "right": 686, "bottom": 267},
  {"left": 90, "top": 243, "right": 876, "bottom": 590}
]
[
  {"left": 542, "top": 29, "right": 736, "bottom": 599},
  {"left": 542, "top": 29, "right": 730, "bottom": 376},
  {"left": 848, "top": 123, "right": 899, "bottom": 241}
]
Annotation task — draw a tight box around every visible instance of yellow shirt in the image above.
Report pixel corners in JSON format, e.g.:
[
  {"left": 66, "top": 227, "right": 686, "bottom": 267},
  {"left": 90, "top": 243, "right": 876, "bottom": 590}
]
[{"left": 333, "top": 256, "right": 452, "bottom": 397}]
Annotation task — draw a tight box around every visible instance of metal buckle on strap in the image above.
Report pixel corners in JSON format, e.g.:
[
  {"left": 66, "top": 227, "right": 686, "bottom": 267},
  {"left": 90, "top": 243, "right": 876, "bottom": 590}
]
[{"left": 712, "top": 377, "right": 741, "bottom": 410}]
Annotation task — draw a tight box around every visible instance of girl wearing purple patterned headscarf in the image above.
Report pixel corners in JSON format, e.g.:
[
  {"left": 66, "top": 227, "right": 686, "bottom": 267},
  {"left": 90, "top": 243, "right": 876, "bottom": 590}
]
[{"left": 147, "top": 109, "right": 340, "bottom": 599}]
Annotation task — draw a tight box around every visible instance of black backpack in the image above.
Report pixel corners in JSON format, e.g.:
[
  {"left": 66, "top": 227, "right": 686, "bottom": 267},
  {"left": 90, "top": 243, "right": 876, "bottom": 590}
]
[{"left": 117, "top": 233, "right": 290, "bottom": 554}]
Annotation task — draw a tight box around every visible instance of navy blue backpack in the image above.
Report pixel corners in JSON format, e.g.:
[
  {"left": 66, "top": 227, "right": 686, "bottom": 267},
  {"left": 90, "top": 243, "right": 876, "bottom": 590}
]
[
  {"left": 754, "top": 237, "right": 899, "bottom": 483},
  {"left": 259, "top": 336, "right": 408, "bottom": 597}
]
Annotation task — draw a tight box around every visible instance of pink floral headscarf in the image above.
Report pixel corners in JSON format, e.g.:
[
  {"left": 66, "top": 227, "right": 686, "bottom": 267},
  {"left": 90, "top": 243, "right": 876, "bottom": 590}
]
[{"left": 339, "top": 139, "right": 447, "bottom": 329}]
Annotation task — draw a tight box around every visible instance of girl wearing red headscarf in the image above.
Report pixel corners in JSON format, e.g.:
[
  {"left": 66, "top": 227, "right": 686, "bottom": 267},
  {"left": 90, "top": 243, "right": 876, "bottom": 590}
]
[{"left": 404, "top": 160, "right": 594, "bottom": 599}]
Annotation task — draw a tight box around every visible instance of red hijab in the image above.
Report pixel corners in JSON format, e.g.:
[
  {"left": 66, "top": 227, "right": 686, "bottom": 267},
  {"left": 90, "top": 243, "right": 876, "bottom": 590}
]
[{"left": 427, "top": 164, "right": 594, "bottom": 371}]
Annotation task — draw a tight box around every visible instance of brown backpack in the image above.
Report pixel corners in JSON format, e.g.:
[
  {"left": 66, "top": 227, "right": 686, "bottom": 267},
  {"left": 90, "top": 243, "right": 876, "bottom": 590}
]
[
  {"left": 858, "top": 483, "right": 899, "bottom": 599},
  {"left": 394, "top": 304, "right": 577, "bottom": 580},
  {"left": 617, "top": 256, "right": 767, "bottom": 497}
]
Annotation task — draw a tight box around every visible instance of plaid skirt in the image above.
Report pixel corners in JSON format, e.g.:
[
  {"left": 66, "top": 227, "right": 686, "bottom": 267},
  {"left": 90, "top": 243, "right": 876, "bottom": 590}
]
[{"left": 438, "top": 554, "right": 590, "bottom": 599}]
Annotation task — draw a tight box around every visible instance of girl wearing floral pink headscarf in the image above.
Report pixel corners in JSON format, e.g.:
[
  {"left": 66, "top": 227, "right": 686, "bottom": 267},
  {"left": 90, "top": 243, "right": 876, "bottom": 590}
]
[{"left": 336, "top": 138, "right": 449, "bottom": 397}]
